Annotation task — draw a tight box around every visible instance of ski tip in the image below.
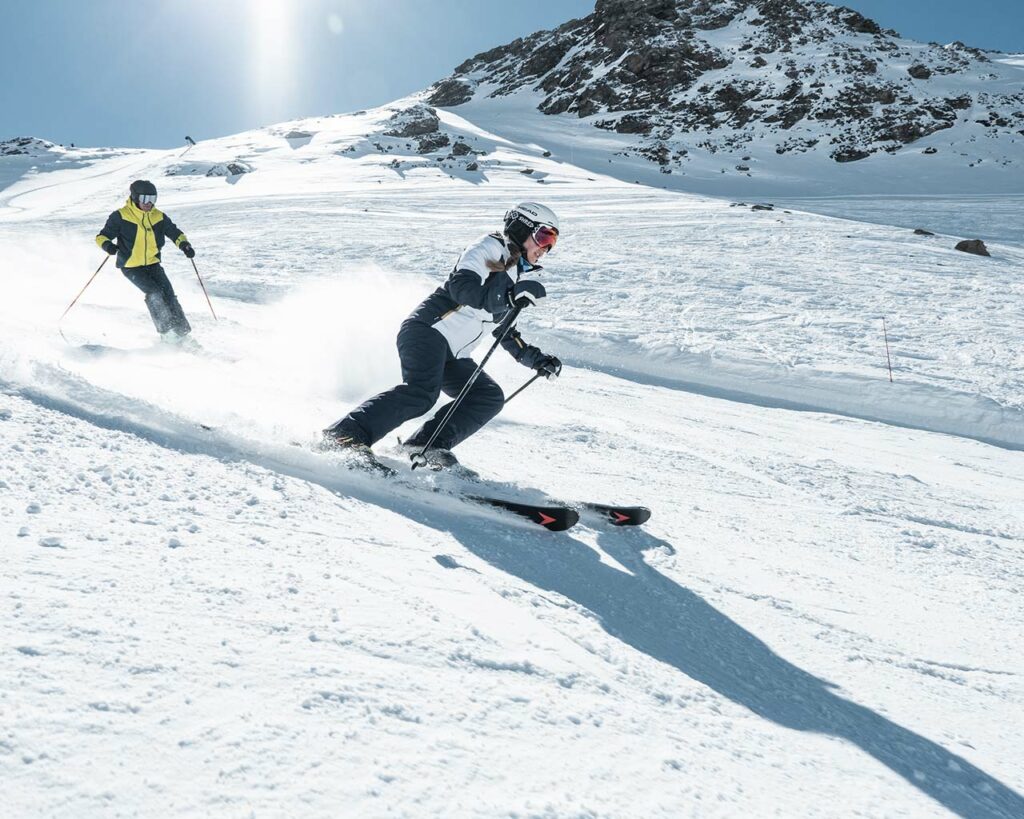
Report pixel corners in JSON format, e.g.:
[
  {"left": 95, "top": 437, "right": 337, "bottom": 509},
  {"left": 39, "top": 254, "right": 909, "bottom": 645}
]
[
  {"left": 584, "top": 504, "right": 651, "bottom": 526},
  {"left": 621, "top": 506, "right": 651, "bottom": 526}
]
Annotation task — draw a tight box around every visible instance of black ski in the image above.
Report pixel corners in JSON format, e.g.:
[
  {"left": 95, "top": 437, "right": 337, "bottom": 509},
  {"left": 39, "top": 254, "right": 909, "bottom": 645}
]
[
  {"left": 581, "top": 503, "right": 651, "bottom": 527},
  {"left": 468, "top": 496, "right": 579, "bottom": 531}
]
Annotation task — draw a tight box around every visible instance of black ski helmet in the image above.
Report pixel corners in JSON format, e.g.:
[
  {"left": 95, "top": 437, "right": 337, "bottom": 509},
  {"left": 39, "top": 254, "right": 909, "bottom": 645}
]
[{"left": 129, "top": 179, "right": 158, "bottom": 206}]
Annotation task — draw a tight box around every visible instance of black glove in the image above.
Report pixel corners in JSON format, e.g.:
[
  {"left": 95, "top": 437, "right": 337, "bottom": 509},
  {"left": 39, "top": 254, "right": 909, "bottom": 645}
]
[
  {"left": 180, "top": 242, "right": 195, "bottom": 259},
  {"left": 102, "top": 240, "right": 117, "bottom": 255},
  {"left": 510, "top": 279, "right": 546, "bottom": 308},
  {"left": 534, "top": 354, "right": 562, "bottom": 379}
]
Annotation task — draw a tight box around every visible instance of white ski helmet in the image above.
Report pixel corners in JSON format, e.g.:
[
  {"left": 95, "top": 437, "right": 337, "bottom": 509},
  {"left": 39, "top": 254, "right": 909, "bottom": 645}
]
[{"left": 503, "top": 202, "right": 560, "bottom": 249}]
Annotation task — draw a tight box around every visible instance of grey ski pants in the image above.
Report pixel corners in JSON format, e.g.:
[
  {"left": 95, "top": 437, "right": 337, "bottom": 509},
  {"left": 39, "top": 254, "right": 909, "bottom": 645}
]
[{"left": 122, "top": 263, "right": 191, "bottom": 336}]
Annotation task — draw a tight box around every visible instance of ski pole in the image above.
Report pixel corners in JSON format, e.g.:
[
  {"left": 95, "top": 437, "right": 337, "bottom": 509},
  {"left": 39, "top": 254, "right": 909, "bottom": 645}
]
[
  {"left": 190, "top": 258, "right": 218, "bottom": 320},
  {"left": 410, "top": 302, "right": 525, "bottom": 470},
  {"left": 503, "top": 372, "right": 543, "bottom": 406},
  {"left": 59, "top": 255, "right": 110, "bottom": 322}
]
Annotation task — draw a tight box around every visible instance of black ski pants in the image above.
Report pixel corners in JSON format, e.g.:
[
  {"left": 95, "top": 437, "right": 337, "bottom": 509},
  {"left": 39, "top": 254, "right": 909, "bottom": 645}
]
[
  {"left": 327, "top": 319, "right": 505, "bottom": 450},
  {"left": 122, "top": 263, "right": 191, "bottom": 336}
]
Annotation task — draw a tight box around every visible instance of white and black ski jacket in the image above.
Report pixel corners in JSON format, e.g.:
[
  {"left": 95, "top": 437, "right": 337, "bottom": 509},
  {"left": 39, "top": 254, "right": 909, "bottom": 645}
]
[{"left": 409, "top": 233, "right": 546, "bottom": 367}]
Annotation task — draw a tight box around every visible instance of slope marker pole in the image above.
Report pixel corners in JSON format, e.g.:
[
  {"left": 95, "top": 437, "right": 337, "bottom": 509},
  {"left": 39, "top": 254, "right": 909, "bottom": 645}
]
[{"left": 883, "top": 317, "right": 893, "bottom": 383}]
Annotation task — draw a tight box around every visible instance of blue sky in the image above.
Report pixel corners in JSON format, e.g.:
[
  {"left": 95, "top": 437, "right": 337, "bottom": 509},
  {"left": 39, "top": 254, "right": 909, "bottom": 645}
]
[{"left": 2, "top": 0, "right": 1021, "bottom": 149}]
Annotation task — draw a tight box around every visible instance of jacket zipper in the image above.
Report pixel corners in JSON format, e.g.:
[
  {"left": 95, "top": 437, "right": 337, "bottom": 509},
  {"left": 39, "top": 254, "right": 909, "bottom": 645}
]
[{"left": 455, "top": 330, "right": 483, "bottom": 358}]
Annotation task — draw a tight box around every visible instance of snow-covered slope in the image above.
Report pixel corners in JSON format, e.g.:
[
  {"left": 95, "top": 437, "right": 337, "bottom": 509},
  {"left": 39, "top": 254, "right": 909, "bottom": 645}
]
[
  {"left": 426, "top": 0, "right": 1024, "bottom": 196},
  {"left": 5, "top": 103, "right": 1022, "bottom": 446},
  {"left": 2, "top": 92, "right": 1023, "bottom": 815}
]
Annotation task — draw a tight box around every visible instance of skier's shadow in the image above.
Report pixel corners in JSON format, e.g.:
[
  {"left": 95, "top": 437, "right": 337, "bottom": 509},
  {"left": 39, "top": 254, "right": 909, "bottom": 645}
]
[{"left": 447, "top": 524, "right": 1022, "bottom": 819}]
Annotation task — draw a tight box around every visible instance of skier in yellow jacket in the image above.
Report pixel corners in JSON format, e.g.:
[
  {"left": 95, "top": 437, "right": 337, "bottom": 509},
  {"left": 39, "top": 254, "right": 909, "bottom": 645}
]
[{"left": 95, "top": 180, "right": 196, "bottom": 341}]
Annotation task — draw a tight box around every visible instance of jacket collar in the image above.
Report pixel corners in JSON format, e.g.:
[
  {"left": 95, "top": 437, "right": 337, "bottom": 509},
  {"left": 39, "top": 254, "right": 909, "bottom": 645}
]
[{"left": 124, "top": 198, "right": 160, "bottom": 220}]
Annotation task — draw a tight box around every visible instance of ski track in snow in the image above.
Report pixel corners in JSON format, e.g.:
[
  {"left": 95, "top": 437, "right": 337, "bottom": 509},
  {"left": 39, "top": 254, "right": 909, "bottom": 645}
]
[{"left": 2, "top": 106, "right": 1023, "bottom": 817}]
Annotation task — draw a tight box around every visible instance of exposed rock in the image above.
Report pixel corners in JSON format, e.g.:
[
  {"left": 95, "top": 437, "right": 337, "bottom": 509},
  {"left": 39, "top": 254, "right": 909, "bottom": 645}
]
[
  {"left": 615, "top": 114, "right": 654, "bottom": 134},
  {"left": 167, "top": 160, "right": 252, "bottom": 178},
  {"left": 832, "top": 147, "right": 871, "bottom": 163},
  {"left": 428, "top": 79, "right": 474, "bottom": 107},
  {"left": 1, "top": 136, "right": 56, "bottom": 156},
  {"left": 466, "top": 161, "right": 479, "bottom": 171},
  {"left": 751, "top": 203, "right": 775, "bottom": 211},
  {"left": 522, "top": 39, "right": 572, "bottom": 77},
  {"left": 923, "top": 146, "right": 938, "bottom": 154},
  {"left": 913, "top": 228, "right": 935, "bottom": 236},
  {"left": 384, "top": 106, "right": 440, "bottom": 138},
  {"left": 416, "top": 133, "right": 450, "bottom": 154},
  {"left": 839, "top": 10, "right": 882, "bottom": 35},
  {"left": 954, "top": 239, "right": 990, "bottom": 256},
  {"left": 451, "top": 141, "right": 472, "bottom": 156},
  {"left": 419, "top": 0, "right": 1019, "bottom": 173}
]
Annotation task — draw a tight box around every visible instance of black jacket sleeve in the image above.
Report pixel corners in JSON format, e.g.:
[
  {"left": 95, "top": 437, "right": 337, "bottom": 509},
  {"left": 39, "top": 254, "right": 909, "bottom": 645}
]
[
  {"left": 447, "top": 269, "right": 513, "bottom": 313},
  {"left": 95, "top": 210, "right": 122, "bottom": 249},
  {"left": 160, "top": 214, "right": 187, "bottom": 246},
  {"left": 499, "top": 326, "right": 544, "bottom": 368}
]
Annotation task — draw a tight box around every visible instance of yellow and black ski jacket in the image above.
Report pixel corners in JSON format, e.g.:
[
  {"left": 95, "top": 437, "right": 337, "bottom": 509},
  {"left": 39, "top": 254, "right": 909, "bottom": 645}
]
[{"left": 95, "top": 199, "right": 189, "bottom": 269}]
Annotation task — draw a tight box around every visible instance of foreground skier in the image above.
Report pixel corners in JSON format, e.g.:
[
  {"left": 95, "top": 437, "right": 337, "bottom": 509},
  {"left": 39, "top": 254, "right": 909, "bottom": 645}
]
[
  {"left": 323, "top": 202, "right": 563, "bottom": 470},
  {"left": 95, "top": 180, "right": 197, "bottom": 343}
]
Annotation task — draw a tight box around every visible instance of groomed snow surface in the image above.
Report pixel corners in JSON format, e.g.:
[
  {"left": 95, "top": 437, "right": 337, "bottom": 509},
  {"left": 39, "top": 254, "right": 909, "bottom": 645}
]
[{"left": 2, "top": 107, "right": 1023, "bottom": 817}]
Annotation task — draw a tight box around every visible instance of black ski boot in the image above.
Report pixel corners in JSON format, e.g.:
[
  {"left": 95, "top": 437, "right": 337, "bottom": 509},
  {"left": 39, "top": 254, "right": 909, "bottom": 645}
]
[
  {"left": 399, "top": 443, "right": 478, "bottom": 479},
  {"left": 320, "top": 432, "right": 395, "bottom": 476}
]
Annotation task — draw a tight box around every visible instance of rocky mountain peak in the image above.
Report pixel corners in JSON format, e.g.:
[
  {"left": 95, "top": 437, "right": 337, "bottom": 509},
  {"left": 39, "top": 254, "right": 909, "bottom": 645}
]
[{"left": 427, "top": 0, "right": 1022, "bottom": 171}]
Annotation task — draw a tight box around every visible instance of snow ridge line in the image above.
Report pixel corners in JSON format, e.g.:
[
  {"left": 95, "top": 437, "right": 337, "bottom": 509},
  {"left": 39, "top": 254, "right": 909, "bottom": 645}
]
[{"left": 545, "top": 339, "right": 1024, "bottom": 452}]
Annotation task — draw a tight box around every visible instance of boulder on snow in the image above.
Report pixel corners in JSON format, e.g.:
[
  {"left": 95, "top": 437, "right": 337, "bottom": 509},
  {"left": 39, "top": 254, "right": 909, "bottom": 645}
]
[
  {"left": 832, "top": 147, "right": 871, "bottom": 163},
  {"left": 282, "top": 130, "right": 314, "bottom": 148},
  {"left": 913, "top": 228, "right": 935, "bottom": 236},
  {"left": 954, "top": 239, "right": 990, "bottom": 257},
  {"left": 165, "top": 160, "right": 252, "bottom": 178},
  {"left": 384, "top": 106, "right": 441, "bottom": 138},
  {"left": 202, "top": 162, "right": 251, "bottom": 178},
  {"left": 416, "top": 133, "right": 450, "bottom": 154},
  {"left": 907, "top": 64, "right": 932, "bottom": 80}
]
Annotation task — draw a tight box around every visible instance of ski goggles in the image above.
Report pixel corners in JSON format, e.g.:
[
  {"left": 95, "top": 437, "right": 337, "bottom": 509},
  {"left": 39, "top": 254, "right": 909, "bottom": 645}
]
[
  {"left": 136, "top": 194, "right": 157, "bottom": 206},
  {"left": 533, "top": 224, "right": 559, "bottom": 251}
]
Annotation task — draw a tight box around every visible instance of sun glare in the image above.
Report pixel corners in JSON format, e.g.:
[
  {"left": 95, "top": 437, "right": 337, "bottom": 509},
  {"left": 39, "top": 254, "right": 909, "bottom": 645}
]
[{"left": 250, "top": 0, "right": 295, "bottom": 121}]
